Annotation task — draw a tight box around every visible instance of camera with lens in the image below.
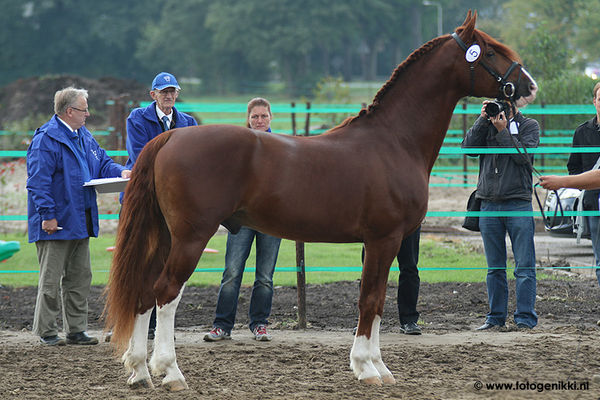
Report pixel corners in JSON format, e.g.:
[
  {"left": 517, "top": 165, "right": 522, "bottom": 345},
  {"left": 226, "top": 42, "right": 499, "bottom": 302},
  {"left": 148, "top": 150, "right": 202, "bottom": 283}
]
[{"left": 484, "top": 100, "right": 510, "bottom": 118}]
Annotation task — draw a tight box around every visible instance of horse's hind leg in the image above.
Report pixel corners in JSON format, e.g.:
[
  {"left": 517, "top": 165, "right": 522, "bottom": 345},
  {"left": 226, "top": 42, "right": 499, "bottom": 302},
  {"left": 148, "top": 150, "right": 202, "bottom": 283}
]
[
  {"left": 149, "top": 284, "right": 188, "bottom": 391},
  {"left": 123, "top": 309, "right": 154, "bottom": 389},
  {"left": 150, "top": 235, "right": 211, "bottom": 391},
  {"left": 350, "top": 239, "right": 399, "bottom": 385}
]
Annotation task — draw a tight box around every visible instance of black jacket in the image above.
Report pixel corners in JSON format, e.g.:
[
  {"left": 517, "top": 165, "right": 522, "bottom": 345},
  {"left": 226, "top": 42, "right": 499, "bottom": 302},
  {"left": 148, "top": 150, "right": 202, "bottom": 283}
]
[
  {"left": 567, "top": 117, "right": 600, "bottom": 174},
  {"left": 567, "top": 117, "right": 600, "bottom": 210},
  {"left": 461, "top": 112, "right": 540, "bottom": 202}
]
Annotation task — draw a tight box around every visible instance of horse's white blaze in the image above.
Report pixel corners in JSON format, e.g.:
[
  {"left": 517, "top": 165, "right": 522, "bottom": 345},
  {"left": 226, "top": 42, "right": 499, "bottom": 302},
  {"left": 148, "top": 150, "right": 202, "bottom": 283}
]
[
  {"left": 149, "top": 285, "right": 187, "bottom": 390},
  {"left": 123, "top": 308, "right": 153, "bottom": 387},
  {"left": 350, "top": 316, "right": 391, "bottom": 382},
  {"left": 516, "top": 67, "right": 538, "bottom": 107}
]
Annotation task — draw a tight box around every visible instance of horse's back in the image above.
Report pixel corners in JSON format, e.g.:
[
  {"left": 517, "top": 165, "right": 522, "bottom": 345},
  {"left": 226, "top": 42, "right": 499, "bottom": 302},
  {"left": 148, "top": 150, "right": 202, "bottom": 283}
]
[{"left": 151, "top": 124, "right": 426, "bottom": 242}]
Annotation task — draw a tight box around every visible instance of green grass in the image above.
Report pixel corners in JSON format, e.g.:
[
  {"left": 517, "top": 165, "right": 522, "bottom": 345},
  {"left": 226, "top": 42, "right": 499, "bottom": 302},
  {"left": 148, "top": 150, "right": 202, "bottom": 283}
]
[{"left": 0, "top": 232, "right": 501, "bottom": 288}]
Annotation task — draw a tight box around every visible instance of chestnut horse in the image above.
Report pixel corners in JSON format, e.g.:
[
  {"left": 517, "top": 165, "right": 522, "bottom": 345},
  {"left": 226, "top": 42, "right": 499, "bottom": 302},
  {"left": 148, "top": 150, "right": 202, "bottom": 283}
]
[{"left": 105, "top": 11, "right": 537, "bottom": 390}]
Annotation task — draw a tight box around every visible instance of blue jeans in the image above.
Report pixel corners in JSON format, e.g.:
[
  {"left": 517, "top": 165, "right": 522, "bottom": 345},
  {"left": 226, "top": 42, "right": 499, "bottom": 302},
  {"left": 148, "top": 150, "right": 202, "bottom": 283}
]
[
  {"left": 479, "top": 199, "right": 537, "bottom": 328},
  {"left": 213, "top": 227, "right": 281, "bottom": 333},
  {"left": 585, "top": 216, "right": 600, "bottom": 286}
]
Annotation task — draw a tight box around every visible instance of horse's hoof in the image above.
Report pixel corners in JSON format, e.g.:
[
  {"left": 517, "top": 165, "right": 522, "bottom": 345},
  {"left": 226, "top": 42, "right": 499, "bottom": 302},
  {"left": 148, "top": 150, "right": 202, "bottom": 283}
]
[
  {"left": 381, "top": 374, "right": 396, "bottom": 384},
  {"left": 360, "top": 376, "right": 382, "bottom": 386},
  {"left": 163, "top": 379, "right": 188, "bottom": 392},
  {"left": 128, "top": 378, "right": 154, "bottom": 389}
]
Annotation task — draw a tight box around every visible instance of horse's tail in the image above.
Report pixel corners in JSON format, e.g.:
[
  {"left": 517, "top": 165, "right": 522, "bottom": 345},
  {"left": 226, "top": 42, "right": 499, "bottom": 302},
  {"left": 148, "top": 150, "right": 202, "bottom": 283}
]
[{"left": 104, "top": 130, "right": 174, "bottom": 354}]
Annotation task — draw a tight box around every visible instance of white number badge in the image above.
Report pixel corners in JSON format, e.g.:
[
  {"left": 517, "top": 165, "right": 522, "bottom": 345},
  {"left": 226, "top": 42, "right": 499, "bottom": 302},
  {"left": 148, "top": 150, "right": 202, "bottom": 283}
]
[{"left": 465, "top": 44, "right": 481, "bottom": 63}]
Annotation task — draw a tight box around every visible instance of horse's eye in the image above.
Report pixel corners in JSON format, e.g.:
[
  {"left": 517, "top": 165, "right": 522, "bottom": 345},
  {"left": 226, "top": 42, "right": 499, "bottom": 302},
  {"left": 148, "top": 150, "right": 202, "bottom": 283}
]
[{"left": 486, "top": 51, "right": 495, "bottom": 57}]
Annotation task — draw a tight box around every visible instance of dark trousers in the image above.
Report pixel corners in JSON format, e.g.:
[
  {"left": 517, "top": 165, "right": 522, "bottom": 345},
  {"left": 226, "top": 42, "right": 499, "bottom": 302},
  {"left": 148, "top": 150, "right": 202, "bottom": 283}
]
[
  {"left": 149, "top": 307, "right": 156, "bottom": 332},
  {"left": 361, "top": 226, "right": 421, "bottom": 324}
]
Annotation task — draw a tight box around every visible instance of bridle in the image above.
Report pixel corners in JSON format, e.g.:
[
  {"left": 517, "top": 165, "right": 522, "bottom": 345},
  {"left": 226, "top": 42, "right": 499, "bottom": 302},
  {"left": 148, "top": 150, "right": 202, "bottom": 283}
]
[{"left": 451, "top": 32, "right": 522, "bottom": 101}]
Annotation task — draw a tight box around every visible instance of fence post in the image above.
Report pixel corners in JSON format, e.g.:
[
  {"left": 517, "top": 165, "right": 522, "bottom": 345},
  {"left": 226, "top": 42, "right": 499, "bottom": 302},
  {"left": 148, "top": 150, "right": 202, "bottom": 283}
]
[
  {"left": 108, "top": 95, "right": 129, "bottom": 163},
  {"left": 462, "top": 100, "right": 468, "bottom": 185},
  {"left": 295, "top": 241, "right": 307, "bottom": 329},
  {"left": 304, "top": 101, "right": 311, "bottom": 136},
  {"left": 291, "top": 102, "right": 297, "bottom": 136},
  {"left": 540, "top": 101, "right": 545, "bottom": 170},
  {"left": 293, "top": 103, "right": 308, "bottom": 329}
]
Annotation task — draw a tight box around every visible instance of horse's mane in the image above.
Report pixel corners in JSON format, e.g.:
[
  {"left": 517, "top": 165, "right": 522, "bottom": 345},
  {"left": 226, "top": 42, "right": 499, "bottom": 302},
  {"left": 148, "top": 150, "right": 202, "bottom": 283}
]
[
  {"left": 330, "top": 35, "right": 449, "bottom": 132},
  {"left": 367, "top": 36, "right": 450, "bottom": 114},
  {"left": 330, "top": 15, "right": 521, "bottom": 132},
  {"left": 329, "top": 35, "right": 449, "bottom": 132}
]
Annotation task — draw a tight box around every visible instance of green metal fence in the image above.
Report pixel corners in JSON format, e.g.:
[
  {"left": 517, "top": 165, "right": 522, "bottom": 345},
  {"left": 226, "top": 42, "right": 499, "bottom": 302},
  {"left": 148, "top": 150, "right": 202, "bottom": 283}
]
[{"left": 1, "top": 102, "right": 597, "bottom": 218}]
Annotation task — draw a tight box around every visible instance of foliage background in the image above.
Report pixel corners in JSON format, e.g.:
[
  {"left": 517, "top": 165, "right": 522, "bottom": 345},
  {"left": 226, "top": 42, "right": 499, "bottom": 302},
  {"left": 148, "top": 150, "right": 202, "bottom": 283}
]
[{"left": 3, "top": 0, "right": 598, "bottom": 98}]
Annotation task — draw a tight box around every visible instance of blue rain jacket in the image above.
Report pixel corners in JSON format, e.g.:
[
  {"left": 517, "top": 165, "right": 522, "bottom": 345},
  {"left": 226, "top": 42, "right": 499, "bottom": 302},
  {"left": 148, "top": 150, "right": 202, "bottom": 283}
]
[
  {"left": 124, "top": 101, "right": 197, "bottom": 170},
  {"left": 27, "top": 115, "right": 126, "bottom": 242}
]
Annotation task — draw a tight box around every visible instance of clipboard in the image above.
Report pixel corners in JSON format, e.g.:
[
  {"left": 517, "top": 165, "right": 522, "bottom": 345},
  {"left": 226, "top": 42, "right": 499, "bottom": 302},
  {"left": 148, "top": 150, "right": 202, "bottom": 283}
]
[{"left": 83, "top": 177, "right": 130, "bottom": 193}]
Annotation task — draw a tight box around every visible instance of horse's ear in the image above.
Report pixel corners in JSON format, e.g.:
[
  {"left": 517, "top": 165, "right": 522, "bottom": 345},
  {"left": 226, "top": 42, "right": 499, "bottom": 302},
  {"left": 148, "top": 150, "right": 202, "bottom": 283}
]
[
  {"left": 461, "top": 10, "right": 477, "bottom": 39},
  {"left": 461, "top": 10, "right": 472, "bottom": 26}
]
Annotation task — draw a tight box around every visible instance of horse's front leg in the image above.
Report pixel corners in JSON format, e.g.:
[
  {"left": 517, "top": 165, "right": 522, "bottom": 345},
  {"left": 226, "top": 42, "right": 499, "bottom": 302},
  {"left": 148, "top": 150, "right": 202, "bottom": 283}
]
[
  {"left": 350, "top": 239, "right": 399, "bottom": 385},
  {"left": 149, "top": 284, "right": 188, "bottom": 391},
  {"left": 122, "top": 309, "right": 153, "bottom": 389}
]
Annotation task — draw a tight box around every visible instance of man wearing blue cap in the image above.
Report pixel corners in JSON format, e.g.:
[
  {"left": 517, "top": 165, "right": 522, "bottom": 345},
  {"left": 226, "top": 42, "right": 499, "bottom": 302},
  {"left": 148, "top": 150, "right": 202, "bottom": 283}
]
[
  {"left": 121, "top": 72, "right": 198, "bottom": 340},
  {"left": 124, "top": 72, "right": 198, "bottom": 172}
]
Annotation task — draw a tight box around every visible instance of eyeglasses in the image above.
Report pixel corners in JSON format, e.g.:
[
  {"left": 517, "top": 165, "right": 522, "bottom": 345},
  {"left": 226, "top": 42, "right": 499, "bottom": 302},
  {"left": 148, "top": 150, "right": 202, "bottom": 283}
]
[
  {"left": 70, "top": 106, "right": 89, "bottom": 113},
  {"left": 157, "top": 88, "right": 179, "bottom": 96}
]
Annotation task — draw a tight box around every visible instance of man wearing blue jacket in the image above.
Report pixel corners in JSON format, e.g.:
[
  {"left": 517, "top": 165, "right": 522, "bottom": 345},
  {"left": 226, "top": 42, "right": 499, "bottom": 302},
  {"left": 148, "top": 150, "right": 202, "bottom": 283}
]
[
  {"left": 27, "top": 87, "right": 130, "bottom": 346},
  {"left": 123, "top": 72, "right": 197, "bottom": 339},
  {"left": 124, "top": 72, "right": 197, "bottom": 171}
]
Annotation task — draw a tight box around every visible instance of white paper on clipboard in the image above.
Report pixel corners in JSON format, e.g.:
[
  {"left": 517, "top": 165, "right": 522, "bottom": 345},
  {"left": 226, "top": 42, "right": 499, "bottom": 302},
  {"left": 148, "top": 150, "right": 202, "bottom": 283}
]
[{"left": 83, "top": 177, "right": 130, "bottom": 193}]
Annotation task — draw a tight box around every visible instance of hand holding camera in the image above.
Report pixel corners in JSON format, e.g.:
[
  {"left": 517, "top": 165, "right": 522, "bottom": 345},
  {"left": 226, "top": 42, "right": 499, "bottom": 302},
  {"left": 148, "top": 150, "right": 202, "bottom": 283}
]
[
  {"left": 482, "top": 99, "right": 511, "bottom": 132},
  {"left": 484, "top": 100, "right": 509, "bottom": 118}
]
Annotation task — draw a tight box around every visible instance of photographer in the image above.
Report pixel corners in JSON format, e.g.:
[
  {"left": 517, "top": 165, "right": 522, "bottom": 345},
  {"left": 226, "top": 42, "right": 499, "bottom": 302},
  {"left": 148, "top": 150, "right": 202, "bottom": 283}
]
[{"left": 461, "top": 99, "right": 540, "bottom": 331}]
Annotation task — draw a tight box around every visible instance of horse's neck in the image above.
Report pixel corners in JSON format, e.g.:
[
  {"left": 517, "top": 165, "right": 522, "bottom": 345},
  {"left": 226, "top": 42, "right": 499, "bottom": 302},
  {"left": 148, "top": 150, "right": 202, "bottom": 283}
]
[{"left": 365, "top": 54, "right": 463, "bottom": 172}]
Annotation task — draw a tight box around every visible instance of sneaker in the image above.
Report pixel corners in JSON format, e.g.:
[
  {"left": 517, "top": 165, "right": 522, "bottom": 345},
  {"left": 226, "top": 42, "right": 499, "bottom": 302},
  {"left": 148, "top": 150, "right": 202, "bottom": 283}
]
[
  {"left": 400, "top": 322, "right": 422, "bottom": 335},
  {"left": 40, "top": 335, "right": 66, "bottom": 346},
  {"left": 66, "top": 331, "right": 99, "bottom": 345},
  {"left": 203, "top": 327, "right": 231, "bottom": 342},
  {"left": 253, "top": 325, "right": 272, "bottom": 341}
]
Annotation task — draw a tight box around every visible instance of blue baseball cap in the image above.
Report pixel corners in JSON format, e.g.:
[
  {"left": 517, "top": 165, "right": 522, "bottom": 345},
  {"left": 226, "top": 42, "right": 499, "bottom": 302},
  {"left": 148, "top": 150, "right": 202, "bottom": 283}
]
[{"left": 151, "top": 72, "right": 181, "bottom": 90}]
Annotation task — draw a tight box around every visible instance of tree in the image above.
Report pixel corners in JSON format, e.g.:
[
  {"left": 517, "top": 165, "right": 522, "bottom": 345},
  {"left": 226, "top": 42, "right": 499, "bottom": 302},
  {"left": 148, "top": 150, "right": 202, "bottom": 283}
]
[
  {"left": 499, "top": 0, "right": 584, "bottom": 71},
  {"left": 0, "top": 0, "right": 160, "bottom": 85},
  {"left": 134, "top": 0, "right": 248, "bottom": 93},
  {"left": 521, "top": 25, "right": 570, "bottom": 81},
  {"left": 573, "top": 2, "right": 600, "bottom": 66},
  {"left": 0, "top": 3, "right": 36, "bottom": 84}
]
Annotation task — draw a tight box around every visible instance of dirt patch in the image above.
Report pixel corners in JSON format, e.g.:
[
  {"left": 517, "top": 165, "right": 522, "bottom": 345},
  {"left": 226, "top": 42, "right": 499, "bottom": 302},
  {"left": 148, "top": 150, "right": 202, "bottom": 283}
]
[{"left": 1, "top": 278, "right": 600, "bottom": 399}]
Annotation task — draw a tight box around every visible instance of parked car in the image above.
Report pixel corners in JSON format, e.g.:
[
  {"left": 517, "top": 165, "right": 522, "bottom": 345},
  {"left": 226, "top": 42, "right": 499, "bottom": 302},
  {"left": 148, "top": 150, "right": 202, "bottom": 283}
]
[{"left": 543, "top": 188, "right": 590, "bottom": 238}]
